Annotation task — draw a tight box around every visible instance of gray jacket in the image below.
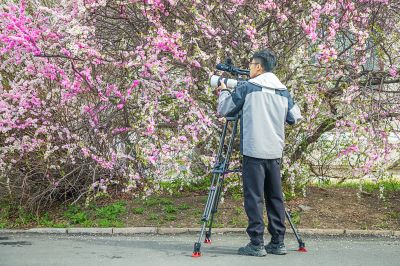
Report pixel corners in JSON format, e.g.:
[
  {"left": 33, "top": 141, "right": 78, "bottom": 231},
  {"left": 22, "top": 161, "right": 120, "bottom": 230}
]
[{"left": 217, "top": 72, "right": 302, "bottom": 159}]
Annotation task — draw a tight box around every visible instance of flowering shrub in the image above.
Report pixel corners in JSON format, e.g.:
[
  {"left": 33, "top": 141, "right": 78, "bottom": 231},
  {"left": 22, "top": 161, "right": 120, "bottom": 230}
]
[{"left": 0, "top": 0, "right": 399, "bottom": 209}]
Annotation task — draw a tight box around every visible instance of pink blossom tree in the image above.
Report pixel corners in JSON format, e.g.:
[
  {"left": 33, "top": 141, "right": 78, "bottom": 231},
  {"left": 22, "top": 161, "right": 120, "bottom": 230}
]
[{"left": 0, "top": 0, "right": 399, "bottom": 209}]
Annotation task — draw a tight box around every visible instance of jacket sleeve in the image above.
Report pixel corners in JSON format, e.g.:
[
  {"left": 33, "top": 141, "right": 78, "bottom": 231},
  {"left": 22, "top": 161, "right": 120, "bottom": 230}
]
[
  {"left": 217, "top": 81, "right": 247, "bottom": 117},
  {"left": 285, "top": 93, "right": 303, "bottom": 125}
]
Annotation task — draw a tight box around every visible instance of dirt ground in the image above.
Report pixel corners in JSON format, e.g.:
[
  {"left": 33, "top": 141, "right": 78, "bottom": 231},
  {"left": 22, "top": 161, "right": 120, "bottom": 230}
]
[
  {"left": 3, "top": 186, "right": 399, "bottom": 230},
  {"left": 288, "top": 186, "right": 400, "bottom": 230},
  {"left": 123, "top": 186, "right": 400, "bottom": 230}
]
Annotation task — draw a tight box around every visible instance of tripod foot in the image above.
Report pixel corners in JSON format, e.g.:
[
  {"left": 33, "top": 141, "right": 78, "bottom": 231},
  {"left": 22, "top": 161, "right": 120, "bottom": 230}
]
[
  {"left": 192, "top": 252, "right": 201, "bottom": 257},
  {"left": 192, "top": 242, "right": 202, "bottom": 257},
  {"left": 204, "top": 238, "right": 211, "bottom": 244},
  {"left": 298, "top": 247, "right": 307, "bottom": 252},
  {"left": 298, "top": 242, "right": 307, "bottom": 252}
]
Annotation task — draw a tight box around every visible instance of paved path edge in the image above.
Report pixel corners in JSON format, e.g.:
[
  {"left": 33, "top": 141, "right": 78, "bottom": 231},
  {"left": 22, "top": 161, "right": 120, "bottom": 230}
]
[{"left": 0, "top": 227, "right": 399, "bottom": 237}]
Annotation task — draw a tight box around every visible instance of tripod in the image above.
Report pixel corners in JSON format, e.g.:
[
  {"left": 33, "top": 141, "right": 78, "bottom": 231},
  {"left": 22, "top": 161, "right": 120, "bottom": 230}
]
[{"left": 192, "top": 114, "right": 306, "bottom": 257}]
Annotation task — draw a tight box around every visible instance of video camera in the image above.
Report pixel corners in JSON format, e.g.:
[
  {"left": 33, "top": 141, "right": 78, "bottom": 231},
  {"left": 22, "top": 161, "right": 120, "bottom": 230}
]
[{"left": 210, "top": 58, "right": 250, "bottom": 89}]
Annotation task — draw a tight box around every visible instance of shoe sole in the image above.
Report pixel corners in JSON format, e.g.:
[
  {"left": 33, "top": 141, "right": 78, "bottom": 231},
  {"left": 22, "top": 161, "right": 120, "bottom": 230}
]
[
  {"left": 238, "top": 250, "right": 267, "bottom": 257},
  {"left": 266, "top": 250, "right": 287, "bottom": 255}
]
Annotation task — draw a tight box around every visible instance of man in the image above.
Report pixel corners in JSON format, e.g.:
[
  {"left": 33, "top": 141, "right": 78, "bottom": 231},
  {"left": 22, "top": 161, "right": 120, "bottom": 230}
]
[{"left": 217, "top": 49, "right": 302, "bottom": 257}]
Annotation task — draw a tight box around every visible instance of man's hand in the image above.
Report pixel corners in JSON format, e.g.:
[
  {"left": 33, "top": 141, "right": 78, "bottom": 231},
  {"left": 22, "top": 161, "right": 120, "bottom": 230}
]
[{"left": 215, "top": 80, "right": 227, "bottom": 96}]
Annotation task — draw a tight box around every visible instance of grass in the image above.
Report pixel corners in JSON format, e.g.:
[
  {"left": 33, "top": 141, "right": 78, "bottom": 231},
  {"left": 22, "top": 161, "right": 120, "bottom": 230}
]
[
  {"left": 37, "top": 213, "right": 68, "bottom": 228},
  {"left": 1, "top": 178, "right": 399, "bottom": 230},
  {"left": 93, "top": 201, "right": 127, "bottom": 227},
  {"left": 14, "top": 207, "right": 35, "bottom": 226},
  {"left": 97, "top": 219, "right": 124, "bottom": 228},
  {"left": 234, "top": 207, "right": 243, "bottom": 215},
  {"left": 164, "top": 205, "right": 177, "bottom": 213},
  {"left": 95, "top": 201, "right": 126, "bottom": 220},
  {"left": 232, "top": 192, "right": 242, "bottom": 201},
  {"left": 165, "top": 214, "right": 177, "bottom": 221},
  {"left": 192, "top": 209, "right": 203, "bottom": 216},
  {"left": 177, "top": 203, "right": 191, "bottom": 210},
  {"left": 144, "top": 197, "right": 173, "bottom": 207},
  {"left": 159, "top": 177, "right": 212, "bottom": 195},
  {"left": 0, "top": 203, "right": 10, "bottom": 228},
  {"left": 64, "top": 205, "right": 89, "bottom": 224},
  {"left": 289, "top": 211, "right": 301, "bottom": 225},
  {"left": 228, "top": 217, "right": 246, "bottom": 227},
  {"left": 0, "top": 221, "right": 7, "bottom": 229},
  {"left": 62, "top": 201, "right": 128, "bottom": 227},
  {"left": 132, "top": 207, "right": 145, "bottom": 214},
  {"left": 387, "top": 211, "right": 400, "bottom": 220},
  {"left": 148, "top": 213, "right": 159, "bottom": 221},
  {"left": 315, "top": 179, "right": 400, "bottom": 192}
]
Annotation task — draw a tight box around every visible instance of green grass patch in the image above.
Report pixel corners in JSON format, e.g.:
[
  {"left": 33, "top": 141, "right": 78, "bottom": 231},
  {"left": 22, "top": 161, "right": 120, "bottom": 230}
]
[
  {"left": 14, "top": 207, "right": 35, "bottom": 226},
  {"left": 165, "top": 214, "right": 177, "bottom": 221},
  {"left": 37, "top": 212, "right": 68, "bottom": 228},
  {"left": 132, "top": 207, "right": 145, "bottom": 214},
  {"left": 64, "top": 205, "right": 89, "bottom": 224},
  {"left": 229, "top": 217, "right": 246, "bottom": 227},
  {"left": 63, "top": 201, "right": 127, "bottom": 227},
  {"left": 95, "top": 201, "right": 127, "bottom": 220},
  {"left": 144, "top": 197, "right": 173, "bottom": 207},
  {"left": 81, "top": 220, "right": 95, "bottom": 227},
  {"left": 148, "top": 213, "right": 159, "bottom": 221},
  {"left": 164, "top": 205, "right": 177, "bottom": 214},
  {"left": 212, "top": 222, "right": 225, "bottom": 228},
  {"left": 159, "top": 177, "right": 212, "bottom": 194},
  {"left": 177, "top": 203, "right": 191, "bottom": 210},
  {"left": 0, "top": 221, "right": 7, "bottom": 229},
  {"left": 283, "top": 191, "right": 297, "bottom": 201},
  {"left": 0, "top": 202, "right": 10, "bottom": 228},
  {"left": 97, "top": 219, "right": 124, "bottom": 228},
  {"left": 315, "top": 179, "right": 400, "bottom": 192},
  {"left": 289, "top": 211, "right": 301, "bottom": 225},
  {"left": 192, "top": 209, "right": 203, "bottom": 216},
  {"left": 231, "top": 192, "right": 242, "bottom": 201},
  {"left": 387, "top": 211, "right": 400, "bottom": 220},
  {"left": 234, "top": 207, "right": 243, "bottom": 215}
]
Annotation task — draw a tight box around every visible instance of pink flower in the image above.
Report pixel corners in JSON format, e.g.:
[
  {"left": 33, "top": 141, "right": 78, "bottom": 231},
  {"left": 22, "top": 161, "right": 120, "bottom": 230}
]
[
  {"left": 389, "top": 67, "right": 397, "bottom": 77},
  {"left": 145, "top": 119, "right": 155, "bottom": 135},
  {"left": 81, "top": 147, "right": 90, "bottom": 157},
  {"left": 192, "top": 60, "right": 201, "bottom": 68},
  {"left": 148, "top": 155, "right": 157, "bottom": 164},
  {"left": 259, "top": 0, "right": 277, "bottom": 10},
  {"left": 130, "top": 80, "right": 140, "bottom": 88},
  {"left": 173, "top": 91, "right": 185, "bottom": 100},
  {"left": 162, "top": 144, "right": 171, "bottom": 153},
  {"left": 339, "top": 144, "right": 359, "bottom": 157},
  {"left": 178, "top": 136, "right": 187, "bottom": 142},
  {"left": 245, "top": 26, "right": 256, "bottom": 39}
]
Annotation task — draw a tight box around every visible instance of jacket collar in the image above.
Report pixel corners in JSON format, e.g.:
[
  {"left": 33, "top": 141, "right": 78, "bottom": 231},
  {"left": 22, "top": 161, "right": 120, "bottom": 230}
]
[{"left": 248, "top": 72, "right": 286, "bottom": 90}]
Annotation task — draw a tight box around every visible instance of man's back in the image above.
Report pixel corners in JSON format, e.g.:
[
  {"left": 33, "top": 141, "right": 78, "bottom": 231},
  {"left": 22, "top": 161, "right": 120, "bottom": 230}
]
[{"left": 218, "top": 72, "right": 298, "bottom": 159}]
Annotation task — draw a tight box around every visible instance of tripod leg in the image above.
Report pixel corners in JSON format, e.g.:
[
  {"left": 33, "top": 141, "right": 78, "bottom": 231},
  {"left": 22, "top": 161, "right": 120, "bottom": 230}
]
[
  {"left": 192, "top": 115, "right": 240, "bottom": 257},
  {"left": 192, "top": 172, "right": 223, "bottom": 256},
  {"left": 204, "top": 117, "right": 239, "bottom": 244},
  {"left": 285, "top": 210, "right": 307, "bottom": 252},
  {"left": 204, "top": 175, "right": 225, "bottom": 244}
]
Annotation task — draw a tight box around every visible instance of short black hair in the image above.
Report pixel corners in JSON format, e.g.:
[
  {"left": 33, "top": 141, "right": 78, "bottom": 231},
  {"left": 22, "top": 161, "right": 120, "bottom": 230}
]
[{"left": 251, "top": 49, "right": 277, "bottom": 72}]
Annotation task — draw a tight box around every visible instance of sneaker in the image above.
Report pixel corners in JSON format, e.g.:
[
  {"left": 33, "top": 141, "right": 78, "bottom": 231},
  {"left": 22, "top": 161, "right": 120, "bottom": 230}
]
[
  {"left": 238, "top": 242, "right": 267, "bottom": 257},
  {"left": 265, "top": 241, "right": 287, "bottom": 255}
]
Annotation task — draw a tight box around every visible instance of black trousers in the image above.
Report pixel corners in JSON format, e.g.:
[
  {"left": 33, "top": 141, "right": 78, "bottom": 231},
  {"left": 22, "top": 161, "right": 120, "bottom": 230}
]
[{"left": 242, "top": 155, "right": 286, "bottom": 245}]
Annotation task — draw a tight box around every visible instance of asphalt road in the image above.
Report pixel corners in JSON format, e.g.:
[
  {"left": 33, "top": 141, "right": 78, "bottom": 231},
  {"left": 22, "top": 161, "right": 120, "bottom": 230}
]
[{"left": 0, "top": 233, "right": 399, "bottom": 266}]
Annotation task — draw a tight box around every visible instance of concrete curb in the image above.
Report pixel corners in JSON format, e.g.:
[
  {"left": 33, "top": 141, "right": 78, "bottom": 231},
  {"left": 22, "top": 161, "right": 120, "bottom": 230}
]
[
  {"left": 113, "top": 227, "right": 157, "bottom": 235},
  {"left": 68, "top": 228, "right": 113, "bottom": 235},
  {"left": 0, "top": 227, "right": 399, "bottom": 237}
]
